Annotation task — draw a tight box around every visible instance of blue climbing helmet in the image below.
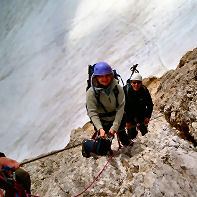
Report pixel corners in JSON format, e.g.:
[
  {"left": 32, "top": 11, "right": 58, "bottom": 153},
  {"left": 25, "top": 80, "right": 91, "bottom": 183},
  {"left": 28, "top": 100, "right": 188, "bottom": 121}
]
[{"left": 94, "top": 62, "right": 113, "bottom": 76}]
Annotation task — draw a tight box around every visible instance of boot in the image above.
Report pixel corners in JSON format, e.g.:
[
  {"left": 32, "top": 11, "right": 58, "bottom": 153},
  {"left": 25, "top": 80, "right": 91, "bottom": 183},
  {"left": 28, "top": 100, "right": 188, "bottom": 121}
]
[{"left": 138, "top": 123, "right": 148, "bottom": 136}]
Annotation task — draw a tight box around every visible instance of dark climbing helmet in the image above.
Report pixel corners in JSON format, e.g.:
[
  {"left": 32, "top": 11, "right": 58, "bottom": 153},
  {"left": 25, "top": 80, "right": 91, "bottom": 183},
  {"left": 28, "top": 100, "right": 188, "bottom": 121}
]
[{"left": 94, "top": 62, "right": 113, "bottom": 76}]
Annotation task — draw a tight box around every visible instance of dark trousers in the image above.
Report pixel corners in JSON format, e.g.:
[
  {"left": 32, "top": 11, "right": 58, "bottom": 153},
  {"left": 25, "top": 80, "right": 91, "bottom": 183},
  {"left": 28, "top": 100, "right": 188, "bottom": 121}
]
[
  {"left": 15, "top": 168, "right": 31, "bottom": 194},
  {"left": 127, "top": 116, "right": 148, "bottom": 139},
  {"left": 117, "top": 118, "right": 130, "bottom": 146}
]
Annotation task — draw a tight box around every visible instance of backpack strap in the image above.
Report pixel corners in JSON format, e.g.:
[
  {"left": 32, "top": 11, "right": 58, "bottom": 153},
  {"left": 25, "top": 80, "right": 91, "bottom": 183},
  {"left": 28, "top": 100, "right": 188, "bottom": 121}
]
[
  {"left": 93, "top": 89, "right": 108, "bottom": 113},
  {"left": 113, "top": 85, "right": 119, "bottom": 108},
  {"left": 86, "top": 64, "right": 95, "bottom": 91},
  {"left": 93, "top": 85, "right": 119, "bottom": 113}
]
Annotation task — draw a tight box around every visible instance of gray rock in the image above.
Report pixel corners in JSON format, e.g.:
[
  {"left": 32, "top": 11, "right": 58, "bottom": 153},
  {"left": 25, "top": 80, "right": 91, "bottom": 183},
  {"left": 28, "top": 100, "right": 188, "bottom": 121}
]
[
  {"left": 152, "top": 48, "right": 197, "bottom": 144},
  {"left": 22, "top": 113, "right": 197, "bottom": 197},
  {"left": 20, "top": 48, "right": 197, "bottom": 196}
]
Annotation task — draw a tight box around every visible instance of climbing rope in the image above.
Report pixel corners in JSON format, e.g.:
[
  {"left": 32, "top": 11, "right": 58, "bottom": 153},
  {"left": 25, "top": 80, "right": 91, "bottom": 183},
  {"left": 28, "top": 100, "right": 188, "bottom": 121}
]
[
  {"left": 20, "top": 143, "right": 82, "bottom": 166},
  {"left": 20, "top": 111, "right": 179, "bottom": 166},
  {"left": 72, "top": 110, "right": 180, "bottom": 196},
  {"left": 20, "top": 111, "right": 179, "bottom": 196},
  {"left": 26, "top": 194, "right": 40, "bottom": 197}
]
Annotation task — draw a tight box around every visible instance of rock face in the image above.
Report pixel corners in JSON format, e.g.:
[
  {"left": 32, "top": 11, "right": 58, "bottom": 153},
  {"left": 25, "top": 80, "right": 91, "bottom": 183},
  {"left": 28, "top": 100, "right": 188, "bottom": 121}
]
[
  {"left": 142, "top": 76, "right": 160, "bottom": 104},
  {"left": 153, "top": 48, "right": 197, "bottom": 144},
  {"left": 22, "top": 113, "right": 197, "bottom": 197},
  {"left": 21, "top": 48, "right": 197, "bottom": 196}
]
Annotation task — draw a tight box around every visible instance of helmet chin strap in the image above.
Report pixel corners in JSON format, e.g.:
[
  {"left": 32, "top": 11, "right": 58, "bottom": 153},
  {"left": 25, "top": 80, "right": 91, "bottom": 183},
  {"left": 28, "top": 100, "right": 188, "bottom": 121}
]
[{"left": 99, "top": 84, "right": 108, "bottom": 89}]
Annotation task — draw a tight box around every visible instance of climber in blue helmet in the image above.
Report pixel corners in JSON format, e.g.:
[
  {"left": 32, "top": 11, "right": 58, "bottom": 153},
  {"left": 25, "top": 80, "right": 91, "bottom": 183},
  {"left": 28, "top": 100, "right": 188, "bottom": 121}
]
[
  {"left": 83, "top": 62, "right": 130, "bottom": 157},
  {"left": 92, "top": 62, "right": 114, "bottom": 88}
]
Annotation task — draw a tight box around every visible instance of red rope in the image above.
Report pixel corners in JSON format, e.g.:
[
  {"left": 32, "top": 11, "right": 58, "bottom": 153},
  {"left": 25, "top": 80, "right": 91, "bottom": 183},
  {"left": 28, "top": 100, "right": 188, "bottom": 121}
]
[
  {"left": 73, "top": 135, "right": 136, "bottom": 197},
  {"left": 26, "top": 194, "right": 40, "bottom": 197}
]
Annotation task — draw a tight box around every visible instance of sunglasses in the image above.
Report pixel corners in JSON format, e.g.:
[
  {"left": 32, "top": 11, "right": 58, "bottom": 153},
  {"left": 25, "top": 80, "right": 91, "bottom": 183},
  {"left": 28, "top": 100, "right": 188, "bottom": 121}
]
[{"left": 132, "top": 81, "right": 141, "bottom": 84}]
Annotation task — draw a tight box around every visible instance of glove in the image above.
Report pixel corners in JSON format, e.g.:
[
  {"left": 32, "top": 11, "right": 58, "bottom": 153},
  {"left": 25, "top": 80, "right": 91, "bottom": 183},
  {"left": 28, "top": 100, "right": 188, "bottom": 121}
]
[
  {"left": 109, "top": 129, "right": 115, "bottom": 135},
  {"left": 107, "top": 129, "right": 115, "bottom": 138},
  {"left": 144, "top": 118, "right": 150, "bottom": 124},
  {"left": 126, "top": 122, "right": 132, "bottom": 129}
]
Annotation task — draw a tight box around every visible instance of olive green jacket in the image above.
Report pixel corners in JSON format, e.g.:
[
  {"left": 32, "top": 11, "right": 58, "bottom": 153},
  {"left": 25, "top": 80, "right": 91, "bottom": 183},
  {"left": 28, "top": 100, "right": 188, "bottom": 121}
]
[{"left": 86, "top": 79, "right": 125, "bottom": 132}]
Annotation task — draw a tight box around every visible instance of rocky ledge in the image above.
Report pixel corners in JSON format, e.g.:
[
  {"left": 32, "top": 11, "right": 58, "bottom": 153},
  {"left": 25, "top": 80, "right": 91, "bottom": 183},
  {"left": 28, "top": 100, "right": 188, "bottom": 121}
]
[
  {"left": 23, "top": 113, "right": 197, "bottom": 197},
  {"left": 22, "top": 48, "right": 197, "bottom": 197},
  {"left": 155, "top": 47, "right": 197, "bottom": 143}
]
